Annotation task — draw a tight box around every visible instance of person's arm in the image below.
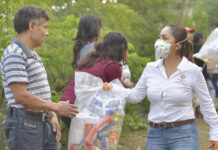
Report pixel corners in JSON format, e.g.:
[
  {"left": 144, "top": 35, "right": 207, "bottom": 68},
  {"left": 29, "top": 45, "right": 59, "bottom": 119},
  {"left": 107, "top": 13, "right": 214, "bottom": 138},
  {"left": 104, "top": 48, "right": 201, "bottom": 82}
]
[
  {"left": 104, "top": 62, "right": 148, "bottom": 103},
  {"left": 193, "top": 69, "right": 218, "bottom": 147},
  {"left": 121, "top": 77, "right": 134, "bottom": 88},
  {"left": 50, "top": 111, "right": 61, "bottom": 142},
  {"left": 10, "top": 83, "right": 78, "bottom": 118},
  {"left": 104, "top": 62, "right": 133, "bottom": 88},
  {"left": 3, "top": 52, "right": 78, "bottom": 118},
  {"left": 124, "top": 66, "right": 147, "bottom": 103},
  {"left": 121, "top": 65, "right": 134, "bottom": 88}
]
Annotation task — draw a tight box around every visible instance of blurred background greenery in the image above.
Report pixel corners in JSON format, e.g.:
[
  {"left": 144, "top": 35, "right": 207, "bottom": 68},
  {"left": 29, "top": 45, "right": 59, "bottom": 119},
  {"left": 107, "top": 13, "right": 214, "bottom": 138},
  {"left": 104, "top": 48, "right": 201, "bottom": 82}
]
[{"left": 0, "top": 0, "right": 218, "bottom": 149}]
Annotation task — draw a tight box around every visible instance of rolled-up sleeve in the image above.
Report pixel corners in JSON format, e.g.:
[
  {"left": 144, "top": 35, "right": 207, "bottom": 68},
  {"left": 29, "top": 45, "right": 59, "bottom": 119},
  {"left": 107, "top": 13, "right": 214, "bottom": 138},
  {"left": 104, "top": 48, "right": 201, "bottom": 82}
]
[
  {"left": 193, "top": 69, "right": 218, "bottom": 141},
  {"left": 125, "top": 66, "right": 148, "bottom": 103}
]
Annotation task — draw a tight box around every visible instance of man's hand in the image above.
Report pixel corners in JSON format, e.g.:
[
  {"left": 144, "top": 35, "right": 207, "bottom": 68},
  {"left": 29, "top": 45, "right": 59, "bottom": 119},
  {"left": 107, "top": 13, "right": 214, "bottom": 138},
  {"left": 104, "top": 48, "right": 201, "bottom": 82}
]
[
  {"left": 56, "top": 101, "right": 78, "bottom": 118},
  {"left": 208, "top": 141, "right": 218, "bottom": 150},
  {"left": 50, "top": 112, "right": 61, "bottom": 142}
]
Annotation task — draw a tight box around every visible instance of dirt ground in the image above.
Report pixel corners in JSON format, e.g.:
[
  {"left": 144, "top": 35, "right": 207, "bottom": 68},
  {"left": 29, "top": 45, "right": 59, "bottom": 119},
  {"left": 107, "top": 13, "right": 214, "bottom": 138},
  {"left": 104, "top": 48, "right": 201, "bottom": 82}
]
[{"left": 118, "top": 118, "right": 210, "bottom": 150}]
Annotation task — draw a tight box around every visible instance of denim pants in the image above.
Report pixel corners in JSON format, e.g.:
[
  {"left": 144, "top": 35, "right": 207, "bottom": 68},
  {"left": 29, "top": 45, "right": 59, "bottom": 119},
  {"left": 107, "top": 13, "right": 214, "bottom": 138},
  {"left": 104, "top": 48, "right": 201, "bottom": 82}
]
[
  {"left": 146, "top": 122, "right": 199, "bottom": 150},
  {"left": 4, "top": 110, "right": 58, "bottom": 150}
]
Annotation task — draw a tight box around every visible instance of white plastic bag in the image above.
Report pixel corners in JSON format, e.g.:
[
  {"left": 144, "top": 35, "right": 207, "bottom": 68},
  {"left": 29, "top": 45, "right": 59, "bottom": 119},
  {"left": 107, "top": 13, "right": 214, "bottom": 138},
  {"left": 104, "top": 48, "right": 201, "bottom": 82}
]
[
  {"left": 68, "top": 72, "right": 126, "bottom": 150},
  {"left": 120, "top": 62, "right": 131, "bottom": 84},
  {"left": 194, "top": 28, "right": 218, "bottom": 62}
]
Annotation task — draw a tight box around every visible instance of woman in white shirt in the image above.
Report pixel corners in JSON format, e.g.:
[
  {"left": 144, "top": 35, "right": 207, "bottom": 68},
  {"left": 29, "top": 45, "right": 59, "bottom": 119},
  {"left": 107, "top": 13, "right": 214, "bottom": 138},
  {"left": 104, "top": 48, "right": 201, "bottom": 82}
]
[{"left": 105, "top": 24, "right": 218, "bottom": 150}]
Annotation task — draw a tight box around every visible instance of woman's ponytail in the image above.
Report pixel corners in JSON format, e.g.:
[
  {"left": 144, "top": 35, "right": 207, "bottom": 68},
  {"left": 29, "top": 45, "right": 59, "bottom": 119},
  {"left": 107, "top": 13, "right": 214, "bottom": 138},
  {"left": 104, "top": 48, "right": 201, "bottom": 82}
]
[
  {"left": 180, "top": 40, "right": 194, "bottom": 62},
  {"left": 167, "top": 24, "right": 194, "bottom": 62}
]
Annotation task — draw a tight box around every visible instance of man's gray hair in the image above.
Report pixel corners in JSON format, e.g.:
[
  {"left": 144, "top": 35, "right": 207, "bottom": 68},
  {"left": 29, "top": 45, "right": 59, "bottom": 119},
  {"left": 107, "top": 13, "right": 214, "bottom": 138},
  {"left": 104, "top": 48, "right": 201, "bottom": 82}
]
[{"left": 14, "top": 5, "right": 49, "bottom": 34}]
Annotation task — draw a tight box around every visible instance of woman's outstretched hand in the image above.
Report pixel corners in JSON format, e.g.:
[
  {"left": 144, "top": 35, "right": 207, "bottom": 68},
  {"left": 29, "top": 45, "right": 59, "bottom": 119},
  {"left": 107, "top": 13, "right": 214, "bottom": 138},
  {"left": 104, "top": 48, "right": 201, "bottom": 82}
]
[
  {"left": 208, "top": 141, "right": 218, "bottom": 150},
  {"left": 121, "top": 77, "right": 134, "bottom": 88},
  {"left": 103, "top": 82, "right": 113, "bottom": 91}
]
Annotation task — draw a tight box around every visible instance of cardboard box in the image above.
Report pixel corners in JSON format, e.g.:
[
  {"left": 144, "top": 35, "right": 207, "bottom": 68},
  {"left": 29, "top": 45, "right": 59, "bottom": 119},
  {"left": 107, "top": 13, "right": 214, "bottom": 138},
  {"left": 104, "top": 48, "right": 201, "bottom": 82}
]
[{"left": 207, "top": 62, "right": 218, "bottom": 73}]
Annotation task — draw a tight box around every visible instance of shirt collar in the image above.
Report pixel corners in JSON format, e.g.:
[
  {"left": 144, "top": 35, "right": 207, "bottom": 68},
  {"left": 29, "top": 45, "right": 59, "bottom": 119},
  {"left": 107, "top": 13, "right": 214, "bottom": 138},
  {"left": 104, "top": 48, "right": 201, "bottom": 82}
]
[
  {"left": 12, "top": 38, "right": 34, "bottom": 58},
  {"left": 152, "top": 57, "right": 189, "bottom": 72},
  {"left": 177, "top": 57, "right": 189, "bottom": 72},
  {"left": 151, "top": 58, "right": 163, "bottom": 68}
]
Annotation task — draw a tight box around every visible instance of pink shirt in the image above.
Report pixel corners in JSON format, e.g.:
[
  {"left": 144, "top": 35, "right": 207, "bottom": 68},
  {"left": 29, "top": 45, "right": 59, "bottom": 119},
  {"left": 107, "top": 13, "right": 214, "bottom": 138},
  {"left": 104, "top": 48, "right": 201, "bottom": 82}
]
[{"left": 60, "top": 60, "right": 122, "bottom": 104}]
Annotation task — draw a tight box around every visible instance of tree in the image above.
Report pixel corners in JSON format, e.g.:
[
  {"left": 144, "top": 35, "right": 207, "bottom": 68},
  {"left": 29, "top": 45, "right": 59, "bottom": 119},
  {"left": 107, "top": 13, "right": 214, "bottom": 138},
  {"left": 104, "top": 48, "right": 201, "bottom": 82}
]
[
  {"left": 180, "top": 0, "right": 186, "bottom": 25},
  {"left": 54, "top": 0, "right": 149, "bottom": 56}
]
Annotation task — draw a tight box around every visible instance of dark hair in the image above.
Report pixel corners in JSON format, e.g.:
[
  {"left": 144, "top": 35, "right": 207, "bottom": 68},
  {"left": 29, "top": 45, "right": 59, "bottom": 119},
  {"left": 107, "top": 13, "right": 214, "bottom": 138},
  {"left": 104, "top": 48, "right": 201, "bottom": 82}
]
[
  {"left": 167, "top": 24, "right": 194, "bottom": 62},
  {"left": 193, "top": 32, "right": 204, "bottom": 54},
  {"left": 14, "top": 5, "right": 49, "bottom": 34},
  {"left": 193, "top": 32, "right": 203, "bottom": 44},
  {"left": 78, "top": 32, "right": 128, "bottom": 69},
  {"left": 72, "top": 14, "right": 102, "bottom": 68},
  {"left": 214, "top": 22, "right": 218, "bottom": 27}
]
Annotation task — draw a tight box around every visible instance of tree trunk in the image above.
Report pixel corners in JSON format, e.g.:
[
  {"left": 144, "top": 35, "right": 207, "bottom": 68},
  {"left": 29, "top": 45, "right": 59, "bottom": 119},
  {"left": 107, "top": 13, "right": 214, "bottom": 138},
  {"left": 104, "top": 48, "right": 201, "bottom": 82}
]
[{"left": 180, "top": 0, "right": 186, "bottom": 25}]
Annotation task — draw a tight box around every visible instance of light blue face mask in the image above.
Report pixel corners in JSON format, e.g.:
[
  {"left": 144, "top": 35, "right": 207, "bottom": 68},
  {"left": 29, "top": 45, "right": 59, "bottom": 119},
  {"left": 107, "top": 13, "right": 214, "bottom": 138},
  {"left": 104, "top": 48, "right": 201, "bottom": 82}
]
[{"left": 154, "top": 38, "right": 187, "bottom": 60}]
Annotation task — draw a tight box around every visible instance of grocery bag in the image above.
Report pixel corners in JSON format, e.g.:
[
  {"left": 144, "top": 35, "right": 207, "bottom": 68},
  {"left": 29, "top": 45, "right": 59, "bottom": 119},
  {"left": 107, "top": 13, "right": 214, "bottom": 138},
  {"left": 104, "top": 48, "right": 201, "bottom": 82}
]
[
  {"left": 68, "top": 72, "right": 126, "bottom": 150},
  {"left": 194, "top": 28, "right": 218, "bottom": 62}
]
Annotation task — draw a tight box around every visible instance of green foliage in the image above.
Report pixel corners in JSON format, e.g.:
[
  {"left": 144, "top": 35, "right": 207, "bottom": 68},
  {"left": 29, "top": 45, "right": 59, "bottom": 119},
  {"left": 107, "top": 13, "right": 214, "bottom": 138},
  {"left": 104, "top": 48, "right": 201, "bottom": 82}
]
[
  {"left": 127, "top": 42, "right": 136, "bottom": 54},
  {"left": 118, "top": 0, "right": 181, "bottom": 56},
  {"left": 38, "top": 14, "right": 79, "bottom": 94},
  {"left": 124, "top": 113, "right": 147, "bottom": 130},
  {"left": 51, "top": 90, "right": 61, "bottom": 103},
  {"left": 127, "top": 53, "right": 150, "bottom": 83},
  {"left": 59, "top": 121, "right": 69, "bottom": 149},
  {"left": 57, "top": 0, "right": 147, "bottom": 56},
  {"left": 0, "top": 99, "right": 8, "bottom": 150},
  {"left": 1, "top": 0, "right": 218, "bottom": 149},
  {"left": 201, "top": 0, "right": 218, "bottom": 26}
]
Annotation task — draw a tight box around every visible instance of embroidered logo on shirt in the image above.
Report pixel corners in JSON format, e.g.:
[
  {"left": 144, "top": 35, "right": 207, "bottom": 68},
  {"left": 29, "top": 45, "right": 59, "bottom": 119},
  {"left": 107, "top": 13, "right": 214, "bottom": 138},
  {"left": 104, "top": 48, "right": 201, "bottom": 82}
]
[
  {"left": 174, "top": 74, "right": 187, "bottom": 86},
  {"left": 180, "top": 74, "right": 185, "bottom": 80}
]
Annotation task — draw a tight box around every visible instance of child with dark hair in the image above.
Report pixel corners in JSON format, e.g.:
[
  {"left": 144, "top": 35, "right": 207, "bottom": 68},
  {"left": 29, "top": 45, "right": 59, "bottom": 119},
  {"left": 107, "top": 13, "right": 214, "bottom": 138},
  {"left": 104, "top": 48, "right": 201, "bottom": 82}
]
[
  {"left": 72, "top": 14, "right": 102, "bottom": 68},
  {"left": 60, "top": 32, "right": 131, "bottom": 128}
]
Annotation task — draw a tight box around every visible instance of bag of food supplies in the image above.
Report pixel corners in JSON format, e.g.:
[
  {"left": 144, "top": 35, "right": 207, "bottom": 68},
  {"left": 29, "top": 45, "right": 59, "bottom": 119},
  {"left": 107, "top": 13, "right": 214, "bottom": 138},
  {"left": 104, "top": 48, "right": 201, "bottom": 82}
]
[
  {"left": 68, "top": 72, "right": 126, "bottom": 150},
  {"left": 194, "top": 28, "right": 218, "bottom": 62}
]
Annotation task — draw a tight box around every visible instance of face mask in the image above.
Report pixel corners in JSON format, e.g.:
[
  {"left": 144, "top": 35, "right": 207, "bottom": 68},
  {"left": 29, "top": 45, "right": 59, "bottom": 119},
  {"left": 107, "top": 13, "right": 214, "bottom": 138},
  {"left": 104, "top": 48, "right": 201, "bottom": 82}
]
[
  {"left": 154, "top": 39, "right": 171, "bottom": 59},
  {"left": 154, "top": 38, "right": 187, "bottom": 60}
]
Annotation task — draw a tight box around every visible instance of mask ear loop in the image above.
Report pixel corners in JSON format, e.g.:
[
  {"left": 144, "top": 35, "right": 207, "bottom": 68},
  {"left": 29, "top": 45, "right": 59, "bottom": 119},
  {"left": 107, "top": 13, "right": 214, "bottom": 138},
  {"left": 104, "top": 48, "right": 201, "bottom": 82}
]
[
  {"left": 177, "top": 38, "right": 188, "bottom": 44},
  {"left": 174, "top": 38, "right": 187, "bottom": 49}
]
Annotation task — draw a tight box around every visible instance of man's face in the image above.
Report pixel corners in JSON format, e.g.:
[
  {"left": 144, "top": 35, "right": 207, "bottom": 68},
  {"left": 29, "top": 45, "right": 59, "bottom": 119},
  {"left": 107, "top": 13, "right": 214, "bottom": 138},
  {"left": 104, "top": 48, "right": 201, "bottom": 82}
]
[{"left": 31, "top": 17, "right": 48, "bottom": 48}]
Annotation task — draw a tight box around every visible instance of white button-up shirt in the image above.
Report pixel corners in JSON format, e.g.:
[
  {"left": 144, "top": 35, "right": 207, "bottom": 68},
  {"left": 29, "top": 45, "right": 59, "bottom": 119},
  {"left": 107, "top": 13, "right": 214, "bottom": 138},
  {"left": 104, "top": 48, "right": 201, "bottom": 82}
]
[{"left": 126, "top": 57, "right": 218, "bottom": 140}]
